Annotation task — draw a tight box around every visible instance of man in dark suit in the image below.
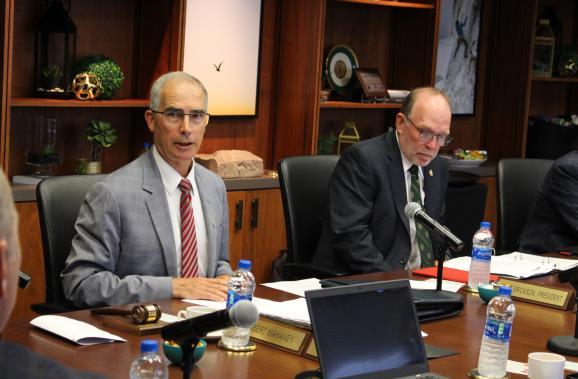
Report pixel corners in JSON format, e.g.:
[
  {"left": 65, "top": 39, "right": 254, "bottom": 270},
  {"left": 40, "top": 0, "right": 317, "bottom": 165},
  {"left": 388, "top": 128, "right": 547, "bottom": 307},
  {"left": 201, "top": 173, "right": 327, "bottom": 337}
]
[
  {"left": 519, "top": 150, "right": 578, "bottom": 253},
  {"left": 313, "top": 87, "right": 452, "bottom": 273}
]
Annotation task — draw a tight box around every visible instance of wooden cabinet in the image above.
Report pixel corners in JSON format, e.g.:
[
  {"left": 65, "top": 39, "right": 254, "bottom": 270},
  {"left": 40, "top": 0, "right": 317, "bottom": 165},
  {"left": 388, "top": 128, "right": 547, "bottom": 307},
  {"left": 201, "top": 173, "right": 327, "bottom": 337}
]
[
  {"left": 227, "top": 188, "right": 286, "bottom": 283},
  {"left": 272, "top": 0, "right": 438, "bottom": 163},
  {"left": 484, "top": 0, "right": 578, "bottom": 161}
]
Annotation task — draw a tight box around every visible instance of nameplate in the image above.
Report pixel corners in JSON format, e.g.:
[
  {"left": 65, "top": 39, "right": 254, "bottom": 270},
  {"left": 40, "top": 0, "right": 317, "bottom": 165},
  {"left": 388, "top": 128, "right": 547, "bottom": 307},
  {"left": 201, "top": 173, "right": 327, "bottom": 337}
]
[
  {"left": 499, "top": 278, "right": 574, "bottom": 310},
  {"left": 250, "top": 317, "right": 311, "bottom": 354},
  {"left": 303, "top": 338, "right": 318, "bottom": 360}
]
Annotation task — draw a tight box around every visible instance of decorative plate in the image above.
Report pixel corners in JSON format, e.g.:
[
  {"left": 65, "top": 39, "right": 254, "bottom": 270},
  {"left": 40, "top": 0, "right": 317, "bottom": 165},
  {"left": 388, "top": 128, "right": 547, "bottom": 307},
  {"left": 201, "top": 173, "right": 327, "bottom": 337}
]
[{"left": 325, "top": 45, "right": 359, "bottom": 95}]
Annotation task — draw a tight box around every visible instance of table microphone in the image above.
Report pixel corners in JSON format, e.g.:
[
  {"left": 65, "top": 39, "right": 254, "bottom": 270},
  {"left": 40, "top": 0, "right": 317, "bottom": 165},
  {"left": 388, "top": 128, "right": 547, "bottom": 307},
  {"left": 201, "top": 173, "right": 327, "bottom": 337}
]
[
  {"left": 161, "top": 300, "right": 258, "bottom": 343},
  {"left": 404, "top": 202, "right": 464, "bottom": 253}
]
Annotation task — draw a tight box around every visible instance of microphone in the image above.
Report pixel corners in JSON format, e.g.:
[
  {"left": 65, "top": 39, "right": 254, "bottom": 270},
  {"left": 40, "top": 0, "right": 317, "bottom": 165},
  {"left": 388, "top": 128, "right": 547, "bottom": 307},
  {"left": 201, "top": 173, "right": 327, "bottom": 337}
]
[
  {"left": 404, "top": 202, "right": 464, "bottom": 253},
  {"left": 161, "top": 300, "right": 259, "bottom": 343}
]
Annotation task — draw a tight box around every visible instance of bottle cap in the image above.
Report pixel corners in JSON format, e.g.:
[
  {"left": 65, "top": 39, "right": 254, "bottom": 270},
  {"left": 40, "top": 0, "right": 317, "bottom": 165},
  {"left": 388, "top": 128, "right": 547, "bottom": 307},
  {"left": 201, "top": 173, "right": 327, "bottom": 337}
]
[
  {"left": 480, "top": 221, "right": 491, "bottom": 228},
  {"left": 238, "top": 259, "right": 252, "bottom": 270},
  {"left": 498, "top": 285, "right": 512, "bottom": 296},
  {"left": 140, "top": 339, "right": 158, "bottom": 353}
]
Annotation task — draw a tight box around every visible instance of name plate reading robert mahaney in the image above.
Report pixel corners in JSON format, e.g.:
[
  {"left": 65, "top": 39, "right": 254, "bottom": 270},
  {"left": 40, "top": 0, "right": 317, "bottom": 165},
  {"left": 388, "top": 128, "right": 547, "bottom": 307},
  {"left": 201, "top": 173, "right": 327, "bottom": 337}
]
[
  {"left": 499, "top": 279, "right": 573, "bottom": 310},
  {"left": 250, "top": 317, "right": 311, "bottom": 354}
]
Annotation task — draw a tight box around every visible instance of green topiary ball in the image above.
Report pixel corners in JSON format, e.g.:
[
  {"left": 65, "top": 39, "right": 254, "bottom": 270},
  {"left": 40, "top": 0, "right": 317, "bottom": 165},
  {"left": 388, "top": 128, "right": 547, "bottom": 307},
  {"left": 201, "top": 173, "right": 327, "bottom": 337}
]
[{"left": 73, "top": 55, "right": 124, "bottom": 99}]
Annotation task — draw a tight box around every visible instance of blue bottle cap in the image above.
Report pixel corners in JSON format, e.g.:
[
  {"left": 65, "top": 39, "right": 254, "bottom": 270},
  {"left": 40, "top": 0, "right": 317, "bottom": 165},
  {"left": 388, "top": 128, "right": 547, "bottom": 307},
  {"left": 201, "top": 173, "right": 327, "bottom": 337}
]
[
  {"left": 140, "top": 339, "right": 158, "bottom": 353},
  {"left": 498, "top": 285, "right": 512, "bottom": 296},
  {"left": 480, "top": 221, "right": 491, "bottom": 228},
  {"left": 238, "top": 259, "right": 252, "bottom": 270}
]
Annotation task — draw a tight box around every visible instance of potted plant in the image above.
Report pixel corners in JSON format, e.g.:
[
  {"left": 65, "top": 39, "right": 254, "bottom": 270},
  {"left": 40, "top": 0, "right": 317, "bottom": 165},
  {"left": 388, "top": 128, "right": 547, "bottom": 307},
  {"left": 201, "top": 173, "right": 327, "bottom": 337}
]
[
  {"left": 85, "top": 120, "right": 117, "bottom": 173},
  {"left": 42, "top": 64, "right": 64, "bottom": 91}
]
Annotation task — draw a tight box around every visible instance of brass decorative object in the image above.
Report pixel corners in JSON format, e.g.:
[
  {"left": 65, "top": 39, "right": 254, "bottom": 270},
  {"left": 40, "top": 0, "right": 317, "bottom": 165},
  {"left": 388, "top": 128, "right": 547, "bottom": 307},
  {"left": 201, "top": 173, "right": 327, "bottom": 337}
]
[
  {"left": 72, "top": 72, "right": 102, "bottom": 100},
  {"left": 337, "top": 121, "right": 360, "bottom": 154}
]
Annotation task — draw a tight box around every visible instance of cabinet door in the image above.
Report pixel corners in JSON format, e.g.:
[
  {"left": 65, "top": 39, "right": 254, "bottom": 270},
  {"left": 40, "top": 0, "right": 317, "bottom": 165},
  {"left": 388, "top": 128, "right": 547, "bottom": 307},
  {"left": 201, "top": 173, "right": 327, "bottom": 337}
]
[
  {"left": 227, "top": 191, "right": 246, "bottom": 270},
  {"left": 243, "top": 189, "right": 286, "bottom": 283},
  {"left": 226, "top": 188, "right": 287, "bottom": 283}
]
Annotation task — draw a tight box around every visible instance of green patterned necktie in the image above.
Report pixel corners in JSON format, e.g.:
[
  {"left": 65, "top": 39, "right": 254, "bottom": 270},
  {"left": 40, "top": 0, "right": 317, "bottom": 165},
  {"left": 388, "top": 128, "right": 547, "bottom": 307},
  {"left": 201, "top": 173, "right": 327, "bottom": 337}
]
[{"left": 409, "top": 165, "right": 434, "bottom": 267}]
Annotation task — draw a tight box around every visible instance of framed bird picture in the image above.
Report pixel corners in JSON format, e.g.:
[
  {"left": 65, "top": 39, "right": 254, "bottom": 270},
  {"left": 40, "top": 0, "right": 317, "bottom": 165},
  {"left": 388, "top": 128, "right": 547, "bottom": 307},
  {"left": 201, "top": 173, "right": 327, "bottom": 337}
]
[{"left": 182, "top": 0, "right": 263, "bottom": 117}]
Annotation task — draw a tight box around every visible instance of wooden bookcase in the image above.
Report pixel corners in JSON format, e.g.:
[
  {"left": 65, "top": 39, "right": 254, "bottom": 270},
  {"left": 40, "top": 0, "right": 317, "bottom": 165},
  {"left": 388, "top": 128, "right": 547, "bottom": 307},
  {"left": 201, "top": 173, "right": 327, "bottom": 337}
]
[
  {"left": 483, "top": 0, "right": 578, "bottom": 161},
  {"left": 271, "top": 0, "right": 439, "bottom": 163}
]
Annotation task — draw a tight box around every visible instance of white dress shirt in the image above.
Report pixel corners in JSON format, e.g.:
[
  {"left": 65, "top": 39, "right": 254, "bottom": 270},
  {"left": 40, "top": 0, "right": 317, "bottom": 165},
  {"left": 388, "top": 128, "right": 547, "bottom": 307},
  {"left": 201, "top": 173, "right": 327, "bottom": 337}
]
[{"left": 152, "top": 146, "right": 208, "bottom": 277}]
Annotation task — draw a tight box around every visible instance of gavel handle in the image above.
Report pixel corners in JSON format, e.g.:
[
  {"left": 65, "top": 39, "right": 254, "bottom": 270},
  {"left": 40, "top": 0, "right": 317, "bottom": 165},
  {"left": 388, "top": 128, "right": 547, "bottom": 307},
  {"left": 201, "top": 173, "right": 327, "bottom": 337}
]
[{"left": 90, "top": 308, "right": 132, "bottom": 316}]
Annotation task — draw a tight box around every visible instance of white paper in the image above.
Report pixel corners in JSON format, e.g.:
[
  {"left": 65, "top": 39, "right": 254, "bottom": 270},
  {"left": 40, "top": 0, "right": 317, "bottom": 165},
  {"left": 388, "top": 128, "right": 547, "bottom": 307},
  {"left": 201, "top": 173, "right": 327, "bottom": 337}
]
[
  {"left": 30, "top": 315, "right": 126, "bottom": 346},
  {"left": 444, "top": 252, "right": 578, "bottom": 279},
  {"left": 261, "top": 278, "right": 322, "bottom": 297},
  {"left": 409, "top": 279, "right": 464, "bottom": 293}
]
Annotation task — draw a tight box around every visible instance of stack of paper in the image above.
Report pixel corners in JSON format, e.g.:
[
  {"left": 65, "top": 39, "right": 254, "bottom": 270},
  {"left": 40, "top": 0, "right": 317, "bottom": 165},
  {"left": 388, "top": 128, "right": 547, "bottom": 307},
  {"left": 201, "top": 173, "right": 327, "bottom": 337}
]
[{"left": 444, "top": 252, "right": 578, "bottom": 279}]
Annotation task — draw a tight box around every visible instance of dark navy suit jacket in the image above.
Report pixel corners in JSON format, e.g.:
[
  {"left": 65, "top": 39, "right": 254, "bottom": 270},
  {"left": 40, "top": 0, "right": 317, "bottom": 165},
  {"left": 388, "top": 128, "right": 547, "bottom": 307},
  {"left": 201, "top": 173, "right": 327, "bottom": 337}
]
[{"left": 313, "top": 130, "right": 448, "bottom": 273}]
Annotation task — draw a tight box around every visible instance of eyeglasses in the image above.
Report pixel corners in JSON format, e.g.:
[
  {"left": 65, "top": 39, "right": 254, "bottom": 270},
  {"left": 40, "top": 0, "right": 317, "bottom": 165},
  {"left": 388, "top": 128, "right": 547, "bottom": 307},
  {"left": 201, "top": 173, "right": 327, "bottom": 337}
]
[
  {"left": 404, "top": 114, "right": 453, "bottom": 146},
  {"left": 151, "top": 109, "right": 209, "bottom": 127}
]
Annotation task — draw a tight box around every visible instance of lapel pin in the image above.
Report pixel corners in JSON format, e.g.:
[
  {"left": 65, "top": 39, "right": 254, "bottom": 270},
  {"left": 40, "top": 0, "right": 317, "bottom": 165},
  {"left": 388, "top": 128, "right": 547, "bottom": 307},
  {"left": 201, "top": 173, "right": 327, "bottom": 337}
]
[{"left": 428, "top": 169, "right": 433, "bottom": 177}]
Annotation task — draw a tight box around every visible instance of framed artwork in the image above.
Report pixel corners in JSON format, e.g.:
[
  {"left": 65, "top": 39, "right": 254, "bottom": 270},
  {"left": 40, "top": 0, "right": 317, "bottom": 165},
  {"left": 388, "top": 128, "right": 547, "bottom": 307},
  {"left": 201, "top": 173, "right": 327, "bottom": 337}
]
[
  {"left": 182, "top": 0, "right": 263, "bottom": 117},
  {"left": 434, "top": 0, "right": 481, "bottom": 115}
]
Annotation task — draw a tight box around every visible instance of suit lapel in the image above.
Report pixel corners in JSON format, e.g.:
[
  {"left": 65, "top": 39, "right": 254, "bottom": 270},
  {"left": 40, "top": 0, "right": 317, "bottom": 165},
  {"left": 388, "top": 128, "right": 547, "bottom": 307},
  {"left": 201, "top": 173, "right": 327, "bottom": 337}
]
[
  {"left": 142, "top": 152, "right": 178, "bottom": 276},
  {"left": 195, "top": 165, "right": 217, "bottom": 272},
  {"left": 385, "top": 131, "right": 410, "bottom": 235},
  {"left": 423, "top": 161, "right": 439, "bottom": 216}
]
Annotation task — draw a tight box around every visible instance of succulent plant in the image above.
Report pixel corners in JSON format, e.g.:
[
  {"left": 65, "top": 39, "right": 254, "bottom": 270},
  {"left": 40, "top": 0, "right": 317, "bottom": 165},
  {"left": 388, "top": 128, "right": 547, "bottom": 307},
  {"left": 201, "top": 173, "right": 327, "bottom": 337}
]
[
  {"left": 87, "top": 120, "right": 117, "bottom": 161},
  {"left": 42, "top": 64, "right": 63, "bottom": 78}
]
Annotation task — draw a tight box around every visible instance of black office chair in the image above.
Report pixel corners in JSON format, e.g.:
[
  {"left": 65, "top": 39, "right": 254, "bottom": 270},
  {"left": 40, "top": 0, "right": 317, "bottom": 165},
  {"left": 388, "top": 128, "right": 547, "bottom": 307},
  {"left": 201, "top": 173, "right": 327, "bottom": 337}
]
[
  {"left": 444, "top": 172, "right": 488, "bottom": 257},
  {"left": 32, "top": 174, "right": 106, "bottom": 314},
  {"left": 277, "top": 155, "right": 347, "bottom": 280},
  {"left": 497, "top": 158, "right": 553, "bottom": 252}
]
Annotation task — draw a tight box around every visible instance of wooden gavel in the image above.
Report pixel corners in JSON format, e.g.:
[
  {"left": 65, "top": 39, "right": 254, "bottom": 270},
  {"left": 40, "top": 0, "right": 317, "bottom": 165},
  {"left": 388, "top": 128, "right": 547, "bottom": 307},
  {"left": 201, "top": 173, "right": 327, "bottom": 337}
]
[{"left": 90, "top": 304, "right": 162, "bottom": 324}]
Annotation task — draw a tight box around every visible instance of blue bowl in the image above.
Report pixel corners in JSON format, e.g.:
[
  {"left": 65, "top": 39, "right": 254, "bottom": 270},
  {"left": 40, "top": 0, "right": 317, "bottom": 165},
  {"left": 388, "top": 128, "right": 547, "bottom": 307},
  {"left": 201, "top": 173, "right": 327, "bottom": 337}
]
[
  {"left": 162, "top": 339, "right": 206, "bottom": 366},
  {"left": 478, "top": 284, "right": 500, "bottom": 303}
]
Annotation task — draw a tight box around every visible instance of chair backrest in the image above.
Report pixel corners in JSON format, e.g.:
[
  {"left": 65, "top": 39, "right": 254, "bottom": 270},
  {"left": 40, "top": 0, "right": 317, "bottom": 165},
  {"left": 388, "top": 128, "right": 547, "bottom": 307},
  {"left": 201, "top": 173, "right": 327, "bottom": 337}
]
[
  {"left": 497, "top": 158, "right": 553, "bottom": 251},
  {"left": 36, "top": 174, "right": 106, "bottom": 304},
  {"left": 444, "top": 178, "right": 488, "bottom": 256},
  {"left": 278, "top": 155, "right": 340, "bottom": 263}
]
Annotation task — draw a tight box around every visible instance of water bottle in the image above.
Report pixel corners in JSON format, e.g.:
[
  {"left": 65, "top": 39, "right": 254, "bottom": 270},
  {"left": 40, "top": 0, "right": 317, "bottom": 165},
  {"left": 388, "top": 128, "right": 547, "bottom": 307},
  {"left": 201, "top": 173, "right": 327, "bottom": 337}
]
[
  {"left": 468, "top": 221, "right": 494, "bottom": 291},
  {"left": 221, "top": 259, "right": 256, "bottom": 348},
  {"left": 129, "top": 339, "right": 168, "bottom": 379},
  {"left": 477, "top": 286, "right": 516, "bottom": 378}
]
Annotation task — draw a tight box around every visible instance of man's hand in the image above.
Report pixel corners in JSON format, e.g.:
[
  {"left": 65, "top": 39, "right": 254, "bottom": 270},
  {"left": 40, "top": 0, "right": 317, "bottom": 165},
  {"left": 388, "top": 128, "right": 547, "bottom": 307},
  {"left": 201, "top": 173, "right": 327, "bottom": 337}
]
[{"left": 172, "top": 276, "right": 229, "bottom": 301}]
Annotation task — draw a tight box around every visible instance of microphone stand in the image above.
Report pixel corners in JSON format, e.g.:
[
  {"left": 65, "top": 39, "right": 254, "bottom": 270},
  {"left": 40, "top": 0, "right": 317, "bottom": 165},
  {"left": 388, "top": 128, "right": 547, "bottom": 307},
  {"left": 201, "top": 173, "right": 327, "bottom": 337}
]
[
  {"left": 179, "top": 336, "right": 201, "bottom": 379},
  {"left": 426, "top": 239, "right": 462, "bottom": 303}
]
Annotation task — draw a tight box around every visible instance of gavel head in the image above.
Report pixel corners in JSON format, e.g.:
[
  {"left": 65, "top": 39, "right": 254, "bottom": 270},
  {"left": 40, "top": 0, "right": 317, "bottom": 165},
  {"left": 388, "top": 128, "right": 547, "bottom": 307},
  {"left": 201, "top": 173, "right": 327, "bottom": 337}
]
[{"left": 131, "top": 304, "right": 161, "bottom": 324}]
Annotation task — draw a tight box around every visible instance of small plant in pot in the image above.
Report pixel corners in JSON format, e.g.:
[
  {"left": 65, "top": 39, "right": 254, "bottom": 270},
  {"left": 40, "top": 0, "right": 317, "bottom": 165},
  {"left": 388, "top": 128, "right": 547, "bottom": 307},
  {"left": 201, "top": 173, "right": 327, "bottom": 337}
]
[
  {"left": 84, "top": 120, "right": 117, "bottom": 173},
  {"left": 42, "top": 64, "right": 64, "bottom": 91}
]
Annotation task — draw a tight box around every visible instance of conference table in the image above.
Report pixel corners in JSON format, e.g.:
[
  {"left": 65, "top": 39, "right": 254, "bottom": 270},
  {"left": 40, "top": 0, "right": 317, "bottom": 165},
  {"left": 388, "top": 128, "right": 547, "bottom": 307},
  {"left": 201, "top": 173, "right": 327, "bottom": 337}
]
[{"left": 4, "top": 270, "right": 578, "bottom": 378}]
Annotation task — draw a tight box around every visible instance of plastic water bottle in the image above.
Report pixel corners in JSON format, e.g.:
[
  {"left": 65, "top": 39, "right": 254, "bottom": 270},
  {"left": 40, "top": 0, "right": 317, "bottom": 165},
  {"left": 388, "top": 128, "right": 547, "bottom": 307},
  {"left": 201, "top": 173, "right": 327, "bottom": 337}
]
[
  {"left": 221, "top": 259, "right": 256, "bottom": 348},
  {"left": 129, "top": 339, "right": 168, "bottom": 379},
  {"left": 468, "top": 221, "right": 494, "bottom": 291},
  {"left": 477, "top": 286, "right": 516, "bottom": 377}
]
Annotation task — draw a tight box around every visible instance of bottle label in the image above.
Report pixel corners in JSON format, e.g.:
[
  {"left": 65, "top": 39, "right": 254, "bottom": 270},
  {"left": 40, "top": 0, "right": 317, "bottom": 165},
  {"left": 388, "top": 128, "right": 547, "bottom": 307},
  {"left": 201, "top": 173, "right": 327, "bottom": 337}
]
[
  {"left": 472, "top": 246, "right": 492, "bottom": 262},
  {"left": 483, "top": 318, "right": 512, "bottom": 342},
  {"left": 226, "top": 290, "right": 252, "bottom": 309}
]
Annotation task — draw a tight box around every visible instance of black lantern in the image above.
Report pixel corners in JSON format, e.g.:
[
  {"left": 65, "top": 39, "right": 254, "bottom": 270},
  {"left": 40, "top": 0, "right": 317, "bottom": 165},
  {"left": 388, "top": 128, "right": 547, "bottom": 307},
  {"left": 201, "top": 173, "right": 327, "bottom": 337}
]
[{"left": 34, "top": 0, "right": 77, "bottom": 98}]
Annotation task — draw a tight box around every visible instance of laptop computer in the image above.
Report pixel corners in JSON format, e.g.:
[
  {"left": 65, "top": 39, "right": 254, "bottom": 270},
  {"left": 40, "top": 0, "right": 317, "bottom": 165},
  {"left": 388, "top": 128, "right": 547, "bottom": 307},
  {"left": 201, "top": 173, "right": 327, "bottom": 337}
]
[{"left": 305, "top": 279, "right": 447, "bottom": 379}]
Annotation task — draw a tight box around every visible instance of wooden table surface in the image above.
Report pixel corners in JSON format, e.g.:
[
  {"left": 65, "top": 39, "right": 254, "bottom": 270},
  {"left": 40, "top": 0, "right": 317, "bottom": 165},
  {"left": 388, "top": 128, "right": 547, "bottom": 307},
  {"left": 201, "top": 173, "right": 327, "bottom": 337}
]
[{"left": 3, "top": 271, "right": 578, "bottom": 378}]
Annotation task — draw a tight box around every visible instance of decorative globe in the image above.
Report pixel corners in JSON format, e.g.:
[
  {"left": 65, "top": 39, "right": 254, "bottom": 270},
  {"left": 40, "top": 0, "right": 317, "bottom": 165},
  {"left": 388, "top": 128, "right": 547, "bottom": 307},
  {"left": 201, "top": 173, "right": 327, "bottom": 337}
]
[{"left": 72, "top": 72, "right": 102, "bottom": 101}]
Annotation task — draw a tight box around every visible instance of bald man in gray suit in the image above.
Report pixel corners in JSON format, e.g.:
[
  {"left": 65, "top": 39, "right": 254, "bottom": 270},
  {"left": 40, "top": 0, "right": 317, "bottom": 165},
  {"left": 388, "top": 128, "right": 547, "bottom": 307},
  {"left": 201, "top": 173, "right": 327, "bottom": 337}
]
[{"left": 62, "top": 72, "right": 232, "bottom": 307}]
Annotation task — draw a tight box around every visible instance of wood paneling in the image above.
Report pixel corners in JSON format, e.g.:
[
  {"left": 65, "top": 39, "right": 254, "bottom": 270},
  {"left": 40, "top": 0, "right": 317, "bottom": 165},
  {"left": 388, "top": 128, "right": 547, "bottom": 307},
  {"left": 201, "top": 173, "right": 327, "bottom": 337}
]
[
  {"left": 479, "top": 176, "right": 497, "bottom": 238},
  {"left": 10, "top": 202, "right": 43, "bottom": 323}
]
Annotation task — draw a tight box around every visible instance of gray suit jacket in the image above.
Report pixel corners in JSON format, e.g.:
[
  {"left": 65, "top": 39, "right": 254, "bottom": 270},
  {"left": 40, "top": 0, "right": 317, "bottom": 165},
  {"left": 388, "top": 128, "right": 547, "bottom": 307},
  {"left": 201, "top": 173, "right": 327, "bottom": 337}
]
[
  {"left": 313, "top": 130, "right": 448, "bottom": 273},
  {"left": 61, "top": 151, "right": 232, "bottom": 307}
]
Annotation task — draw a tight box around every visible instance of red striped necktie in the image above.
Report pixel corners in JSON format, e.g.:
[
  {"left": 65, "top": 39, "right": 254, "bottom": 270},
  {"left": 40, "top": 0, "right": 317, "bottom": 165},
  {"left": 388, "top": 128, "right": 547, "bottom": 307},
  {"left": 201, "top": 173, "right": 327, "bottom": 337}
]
[{"left": 179, "top": 178, "right": 199, "bottom": 277}]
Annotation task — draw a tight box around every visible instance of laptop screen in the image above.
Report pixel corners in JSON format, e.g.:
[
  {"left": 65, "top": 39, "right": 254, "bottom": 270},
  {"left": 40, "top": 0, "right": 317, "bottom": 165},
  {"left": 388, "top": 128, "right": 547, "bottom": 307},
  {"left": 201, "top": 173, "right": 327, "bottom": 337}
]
[{"left": 305, "top": 280, "right": 429, "bottom": 379}]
